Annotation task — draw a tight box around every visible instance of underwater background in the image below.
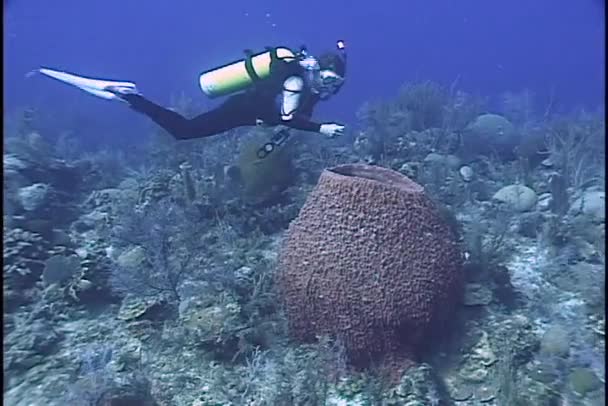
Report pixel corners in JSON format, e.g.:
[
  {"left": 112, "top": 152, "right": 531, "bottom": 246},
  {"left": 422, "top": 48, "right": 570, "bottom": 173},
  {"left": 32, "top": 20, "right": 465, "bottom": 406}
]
[{"left": 3, "top": 0, "right": 606, "bottom": 405}]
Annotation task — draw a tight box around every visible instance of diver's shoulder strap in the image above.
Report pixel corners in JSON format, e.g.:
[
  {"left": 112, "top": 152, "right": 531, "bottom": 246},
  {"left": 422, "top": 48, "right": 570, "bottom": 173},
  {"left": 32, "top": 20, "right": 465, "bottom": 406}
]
[
  {"left": 265, "top": 46, "right": 280, "bottom": 62},
  {"left": 243, "top": 49, "right": 262, "bottom": 83},
  {"left": 243, "top": 46, "right": 298, "bottom": 83},
  {"left": 266, "top": 47, "right": 282, "bottom": 76},
  {"left": 242, "top": 46, "right": 300, "bottom": 92},
  {"left": 267, "top": 46, "right": 302, "bottom": 80}
]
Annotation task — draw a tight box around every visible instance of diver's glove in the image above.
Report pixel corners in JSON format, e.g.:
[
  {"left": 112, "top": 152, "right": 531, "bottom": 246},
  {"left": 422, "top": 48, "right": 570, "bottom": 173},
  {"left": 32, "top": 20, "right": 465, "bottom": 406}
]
[{"left": 319, "top": 123, "right": 345, "bottom": 138}]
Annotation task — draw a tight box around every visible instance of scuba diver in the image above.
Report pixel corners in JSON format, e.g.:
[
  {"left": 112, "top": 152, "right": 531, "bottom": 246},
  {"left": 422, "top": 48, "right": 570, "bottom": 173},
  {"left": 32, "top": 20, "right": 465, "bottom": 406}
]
[{"left": 36, "top": 41, "right": 348, "bottom": 151}]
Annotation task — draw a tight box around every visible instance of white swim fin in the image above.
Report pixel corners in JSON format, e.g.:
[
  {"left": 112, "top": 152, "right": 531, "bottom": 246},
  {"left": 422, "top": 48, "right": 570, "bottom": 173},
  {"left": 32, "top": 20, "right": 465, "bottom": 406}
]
[{"left": 36, "top": 67, "right": 138, "bottom": 101}]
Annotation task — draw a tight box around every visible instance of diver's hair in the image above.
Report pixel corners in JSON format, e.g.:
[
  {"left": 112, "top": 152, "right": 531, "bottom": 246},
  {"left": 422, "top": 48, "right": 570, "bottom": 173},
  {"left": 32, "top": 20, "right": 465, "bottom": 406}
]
[{"left": 318, "top": 52, "right": 346, "bottom": 77}]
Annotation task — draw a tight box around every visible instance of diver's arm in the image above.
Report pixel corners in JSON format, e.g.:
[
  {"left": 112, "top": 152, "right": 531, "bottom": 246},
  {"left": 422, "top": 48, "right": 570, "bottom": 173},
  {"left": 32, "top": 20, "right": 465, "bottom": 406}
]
[
  {"left": 279, "top": 76, "right": 322, "bottom": 132},
  {"left": 283, "top": 115, "right": 322, "bottom": 132}
]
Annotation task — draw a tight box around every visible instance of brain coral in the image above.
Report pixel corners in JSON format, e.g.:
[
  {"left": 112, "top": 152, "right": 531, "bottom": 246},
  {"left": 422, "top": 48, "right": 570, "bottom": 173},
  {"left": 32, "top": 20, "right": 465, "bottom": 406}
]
[{"left": 277, "top": 164, "right": 463, "bottom": 375}]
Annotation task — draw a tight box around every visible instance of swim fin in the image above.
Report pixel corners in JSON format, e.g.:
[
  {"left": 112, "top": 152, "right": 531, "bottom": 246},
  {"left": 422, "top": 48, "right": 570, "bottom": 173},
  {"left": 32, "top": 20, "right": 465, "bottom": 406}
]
[{"left": 35, "top": 67, "right": 138, "bottom": 101}]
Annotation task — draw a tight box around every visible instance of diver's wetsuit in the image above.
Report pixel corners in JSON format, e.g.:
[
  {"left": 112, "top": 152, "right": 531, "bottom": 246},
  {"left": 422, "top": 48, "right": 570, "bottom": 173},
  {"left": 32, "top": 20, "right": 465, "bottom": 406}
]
[{"left": 122, "top": 64, "right": 323, "bottom": 140}]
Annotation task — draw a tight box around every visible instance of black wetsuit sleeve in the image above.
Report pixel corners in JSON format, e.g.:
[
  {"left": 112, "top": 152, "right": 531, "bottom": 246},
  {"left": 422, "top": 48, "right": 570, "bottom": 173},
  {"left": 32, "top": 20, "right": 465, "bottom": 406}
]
[{"left": 282, "top": 115, "right": 322, "bottom": 132}]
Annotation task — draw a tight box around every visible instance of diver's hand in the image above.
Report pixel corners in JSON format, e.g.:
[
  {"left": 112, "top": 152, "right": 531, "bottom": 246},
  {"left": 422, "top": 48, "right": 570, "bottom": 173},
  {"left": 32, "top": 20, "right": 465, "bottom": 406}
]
[{"left": 319, "top": 123, "right": 345, "bottom": 138}]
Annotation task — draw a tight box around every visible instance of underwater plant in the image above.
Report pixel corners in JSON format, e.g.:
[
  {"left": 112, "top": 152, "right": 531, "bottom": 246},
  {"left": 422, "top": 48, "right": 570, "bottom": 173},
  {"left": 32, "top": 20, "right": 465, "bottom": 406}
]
[
  {"left": 396, "top": 81, "right": 448, "bottom": 131},
  {"left": 63, "top": 343, "right": 155, "bottom": 406},
  {"left": 109, "top": 198, "right": 202, "bottom": 302},
  {"left": 543, "top": 112, "right": 605, "bottom": 193}
]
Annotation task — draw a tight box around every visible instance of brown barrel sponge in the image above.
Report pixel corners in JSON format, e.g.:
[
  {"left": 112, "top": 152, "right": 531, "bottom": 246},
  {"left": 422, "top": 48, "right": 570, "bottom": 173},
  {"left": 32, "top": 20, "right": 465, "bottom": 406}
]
[{"left": 277, "top": 163, "right": 463, "bottom": 372}]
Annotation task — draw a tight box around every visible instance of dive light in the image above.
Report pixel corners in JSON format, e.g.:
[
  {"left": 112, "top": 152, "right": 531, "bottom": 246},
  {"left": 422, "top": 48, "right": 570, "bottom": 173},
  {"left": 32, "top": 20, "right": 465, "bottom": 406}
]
[{"left": 336, "top": 40, "right": 347, "bottom": 63}]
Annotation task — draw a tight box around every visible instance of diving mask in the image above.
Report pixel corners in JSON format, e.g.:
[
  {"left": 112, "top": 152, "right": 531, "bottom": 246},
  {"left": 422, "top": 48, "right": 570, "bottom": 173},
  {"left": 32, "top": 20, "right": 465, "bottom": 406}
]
[
  {"left": 299, "top": 55, "right": 344, "bottom": 99},
  {"left": 315, "top": 69, "right": 344, "bottom": 98}
]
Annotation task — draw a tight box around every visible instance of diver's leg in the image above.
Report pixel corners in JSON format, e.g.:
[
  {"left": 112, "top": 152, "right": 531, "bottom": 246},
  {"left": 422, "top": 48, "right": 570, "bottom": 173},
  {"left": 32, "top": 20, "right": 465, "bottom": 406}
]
[{"left": 123, "top": 93, "right": 255, "bottom": 140}]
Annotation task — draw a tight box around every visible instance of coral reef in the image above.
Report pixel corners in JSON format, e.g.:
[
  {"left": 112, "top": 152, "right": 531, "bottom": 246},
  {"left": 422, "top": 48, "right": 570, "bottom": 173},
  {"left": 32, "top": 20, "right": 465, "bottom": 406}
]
[{"left": 3, "top": 82, "right": 605, "bottom": 405}]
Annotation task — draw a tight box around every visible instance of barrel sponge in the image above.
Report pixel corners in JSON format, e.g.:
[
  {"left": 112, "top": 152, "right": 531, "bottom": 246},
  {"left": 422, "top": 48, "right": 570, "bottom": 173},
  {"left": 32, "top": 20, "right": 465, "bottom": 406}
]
[{"left": 277, "top": 164, "right": 463, "bottom": 370}]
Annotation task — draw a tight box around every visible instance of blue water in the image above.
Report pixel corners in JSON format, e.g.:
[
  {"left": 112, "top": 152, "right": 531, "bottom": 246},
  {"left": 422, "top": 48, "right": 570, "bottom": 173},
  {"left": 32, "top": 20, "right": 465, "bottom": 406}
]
[{"left": 4, "top": 0, "right": 604, "bottom": 148}]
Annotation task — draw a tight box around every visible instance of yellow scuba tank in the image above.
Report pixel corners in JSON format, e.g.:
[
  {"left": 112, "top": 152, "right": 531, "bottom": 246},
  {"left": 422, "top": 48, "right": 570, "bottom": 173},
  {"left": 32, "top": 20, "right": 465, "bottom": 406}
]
[{"left": 199, "top": 47, "right": 297, "bottom": 98}]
